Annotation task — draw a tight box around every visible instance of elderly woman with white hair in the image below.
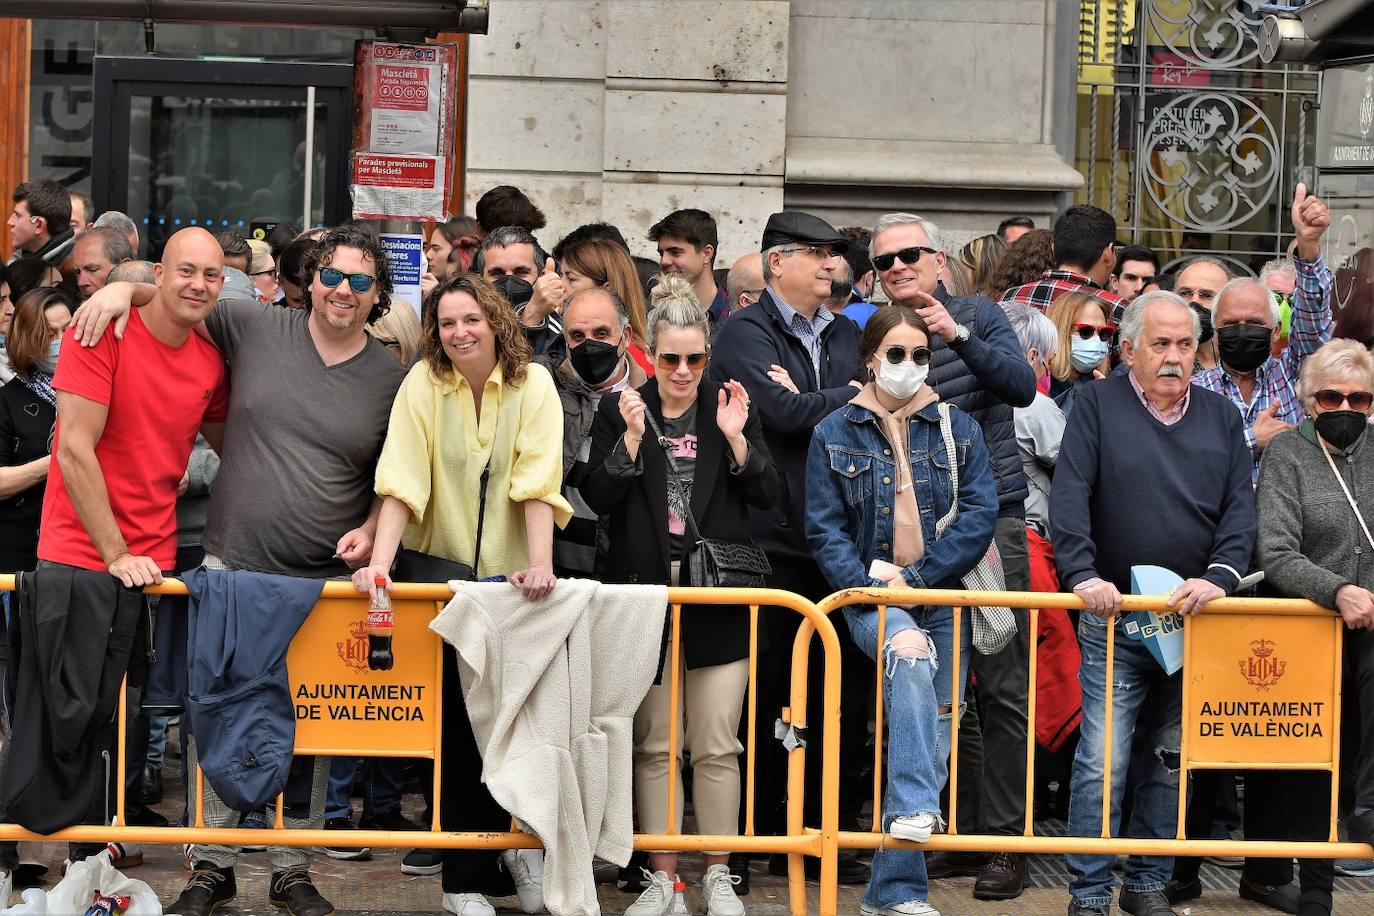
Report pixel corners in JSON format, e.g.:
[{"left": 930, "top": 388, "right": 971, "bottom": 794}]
[{"left": 1257, "top": 337, "right": 1374, "bottom": 916}]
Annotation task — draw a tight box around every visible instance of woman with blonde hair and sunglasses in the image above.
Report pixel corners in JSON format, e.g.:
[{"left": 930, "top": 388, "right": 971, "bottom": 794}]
[
  {"left": 1046, "top": 290, "right": 1116, "bottom": 417},
  {"left": 582, "top": 274, "right": 776, "bottom": 916}
]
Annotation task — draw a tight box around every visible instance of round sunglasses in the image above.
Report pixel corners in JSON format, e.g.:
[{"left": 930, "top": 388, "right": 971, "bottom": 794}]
[
  {"left": 318, "top": 266, "right": 378, "bottom": 293},
  {"left": 1314, "top": 389, "right": 1374, "bottom": 411},
  {"left": 1073, "top": 322, "right": 1117, "bottom": 342},
  {"left": 881, "top": 345, "right": 932, "bottom": 366}
]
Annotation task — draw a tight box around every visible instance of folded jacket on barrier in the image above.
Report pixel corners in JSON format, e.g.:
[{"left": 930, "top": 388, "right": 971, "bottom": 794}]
[
  {"left": 182, "top": 566, "right": 323, "bottom": 811},
  {"left": 431, "top": 579, "right": 668, "bottom": 916},
  {"left": 0, "top": 567, "right": 150, "bottom": 834}
]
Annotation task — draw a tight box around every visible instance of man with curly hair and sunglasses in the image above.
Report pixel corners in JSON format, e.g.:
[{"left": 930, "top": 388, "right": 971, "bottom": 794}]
[{"left": 70, "top": 225, "right": 409, "bottom": 916}]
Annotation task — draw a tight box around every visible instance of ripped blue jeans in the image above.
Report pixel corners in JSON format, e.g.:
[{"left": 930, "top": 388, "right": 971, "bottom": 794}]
[
  {"left": 1067, "top": 613, "right": 1181, "bottom": 908},
  {"left": 844, "top": 602, "right": 970, "bottom": 909}
]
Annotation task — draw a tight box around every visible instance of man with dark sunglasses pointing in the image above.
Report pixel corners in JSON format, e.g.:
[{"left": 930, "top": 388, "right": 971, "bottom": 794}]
[
  {"left": 70, "top": 226, "right": 408, "bottom": 916},
  {"left": 870, "top": 212, "right": 1039, "bottom": 900}
]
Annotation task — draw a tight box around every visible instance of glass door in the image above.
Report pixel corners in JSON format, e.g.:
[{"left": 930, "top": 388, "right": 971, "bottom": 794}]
[{"left": 93, "top": 58, "right": 352, "bottom": 260}]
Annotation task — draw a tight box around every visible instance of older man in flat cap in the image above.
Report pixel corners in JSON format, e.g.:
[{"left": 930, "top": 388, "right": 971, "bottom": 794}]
[{"left": 711, "top": 210, "right": 873, "bottom": 884}]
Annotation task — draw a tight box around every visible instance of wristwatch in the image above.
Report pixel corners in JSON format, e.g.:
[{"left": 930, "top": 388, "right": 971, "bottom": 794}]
[{"left": 950, "top": 323, "right": 972, "bottom": 348}]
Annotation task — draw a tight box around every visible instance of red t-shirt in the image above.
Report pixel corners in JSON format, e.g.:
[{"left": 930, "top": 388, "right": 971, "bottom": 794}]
[{"left": 38, "top": 309, "right": 229, "bottom": 571}]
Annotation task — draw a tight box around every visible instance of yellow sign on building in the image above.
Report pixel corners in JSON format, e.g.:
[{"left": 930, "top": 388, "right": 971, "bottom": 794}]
[
  {"left": 1185, "top": 614, "right": 1342, "bottom": 767},
  {"left": 287, "top": 597, "right": 443, "bottom": 757}
]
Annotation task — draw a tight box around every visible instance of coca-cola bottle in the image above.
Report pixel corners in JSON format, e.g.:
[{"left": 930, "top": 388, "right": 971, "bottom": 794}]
[{"left": 367, "top": 576, "right": 395, "bottom": 671}]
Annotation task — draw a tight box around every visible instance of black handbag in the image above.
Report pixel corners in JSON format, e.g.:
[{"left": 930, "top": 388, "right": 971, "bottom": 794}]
[
  {"left": 392, "top": 463, "right": 490, "bottom": 582},
  {"left": 643, "top": 410, "right": 771, "bottom": 588}
]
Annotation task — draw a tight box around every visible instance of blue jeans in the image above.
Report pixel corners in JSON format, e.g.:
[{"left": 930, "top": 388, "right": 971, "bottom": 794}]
[
  {"left": 844, "top": 603, "right": 970, "bottom": 909},
  {"left": 326, "top": 757, "right": 405, "bottom": 821},
  {"left": 1067, "top": 614, "right": 1182, "bottom": 907}
]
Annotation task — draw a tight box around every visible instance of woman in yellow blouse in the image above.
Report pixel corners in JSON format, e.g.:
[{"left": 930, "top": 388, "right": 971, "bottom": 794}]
[{"left": 352, "top": 273, "right": 571, "bottom": 916}]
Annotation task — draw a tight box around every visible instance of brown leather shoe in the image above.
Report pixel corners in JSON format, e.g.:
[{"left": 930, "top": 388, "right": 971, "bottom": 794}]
[{"left": 973, "top": 851, "right": 1026, "bottom": 900}]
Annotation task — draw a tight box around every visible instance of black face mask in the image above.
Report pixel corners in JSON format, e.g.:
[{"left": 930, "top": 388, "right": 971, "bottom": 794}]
[
  {"left": 493, "top": 275, "right": 533, "bottom": 309},
  {"left": 1315, "top": 409, "right": 1368, "bottom": 451},
  {"left": 568, "top": 338, "right": 621, "bottom": 385},
  {"left": 1192, "top": 304, "right": 1214, "bottom": 345},
  {"left": 1216, "top": 324, "right": 1272, "bottom": 373},
  {"left": 829, "top": 279, "right": 854, "bottom": 301}
]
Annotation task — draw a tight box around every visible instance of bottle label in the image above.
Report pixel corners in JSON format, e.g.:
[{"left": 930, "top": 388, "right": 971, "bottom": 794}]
[{"left": 368, "top": 608, "right": 394, "bottom": 630}]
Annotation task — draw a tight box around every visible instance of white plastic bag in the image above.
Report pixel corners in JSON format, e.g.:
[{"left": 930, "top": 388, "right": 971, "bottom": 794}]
[
  {"left": 44, "top": 850, "right": 161, "bottom": 915},
  {"left": 0, "top": 887, "right": 48, "bottom": 915}
]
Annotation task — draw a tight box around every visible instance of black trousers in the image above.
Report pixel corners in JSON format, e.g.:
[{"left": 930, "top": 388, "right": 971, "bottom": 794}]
[
  {"left": 950, "top": 518, "right": 1031, "bottom": 836},
  {"left": 439, "top": 645, "right": 515, "bottom": 896},
  {"left": 742, "top": 557, "right": 871, "bottom": 836}
]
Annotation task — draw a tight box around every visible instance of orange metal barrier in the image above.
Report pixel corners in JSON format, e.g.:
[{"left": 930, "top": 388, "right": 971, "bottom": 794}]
[
  {"left": 0, "top": 576, "right": 842, "bottom": 916},
  {"left": 808, "top": 586, "right": 1371, "bottom": 875}
]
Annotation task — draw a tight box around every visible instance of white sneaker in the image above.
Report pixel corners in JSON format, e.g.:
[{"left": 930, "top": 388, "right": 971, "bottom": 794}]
[
  {"left": 500, "top": 848, "right": 545, "bottom": 914},
  {"left": 702, "top": 863, "right": 744, "bottom": 916},
  {"left": 624, "top": 868, "right": 676, "bottom": 916},
  {"left": 889, "top": 812, "right": 938, "bottom": 843},
  {"left": 441, "top": 892, "right": 497, "bottom": 916},
  {"left": 859, "top": 901, "right": 940, "bottom": 916},
  {"left": 0, "top": 869, "right": 11, "bottom": 909}
]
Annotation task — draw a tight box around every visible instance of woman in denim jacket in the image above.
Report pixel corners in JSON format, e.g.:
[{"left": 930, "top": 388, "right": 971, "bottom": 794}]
[{"left": 804, "top": 305, "right": 997, "bottom": 916}]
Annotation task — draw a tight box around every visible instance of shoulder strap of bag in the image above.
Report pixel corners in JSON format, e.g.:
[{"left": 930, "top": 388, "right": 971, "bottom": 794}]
[
  {"left": 1321, "top": 442, "right": 1374, "bottom": 552},
  {"left": 472, "top": 461, "right": 491, "bottom": 577},
  {"left": 934, "top": 403, "right": 960, "bottom": 538},
  {"left": 644, "top": 408, "right": 706, "bottom": 545}
]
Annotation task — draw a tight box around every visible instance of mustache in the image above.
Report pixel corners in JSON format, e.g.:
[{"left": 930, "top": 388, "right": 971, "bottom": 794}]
[{"left": 1157, "top": 364, "right": 1184, "bottom": 379}]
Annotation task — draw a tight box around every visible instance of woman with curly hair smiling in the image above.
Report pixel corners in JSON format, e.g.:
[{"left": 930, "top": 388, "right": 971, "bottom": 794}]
[{"left": 353, "top": 273, "right": 572, "bottom": 916}]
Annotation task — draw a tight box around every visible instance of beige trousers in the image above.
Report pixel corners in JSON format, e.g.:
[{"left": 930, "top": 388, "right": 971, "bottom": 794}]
[{"left": 633, "top": 639, "right": 749, "bottom": 856}]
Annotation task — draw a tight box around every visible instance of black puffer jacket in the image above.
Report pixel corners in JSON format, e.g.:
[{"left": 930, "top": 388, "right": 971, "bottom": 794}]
[{"left": 927, "top": 284, "right": 1037, "bottom": 517}]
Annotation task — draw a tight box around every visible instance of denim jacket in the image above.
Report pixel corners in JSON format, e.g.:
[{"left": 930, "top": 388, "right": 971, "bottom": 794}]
[{"left": 804, "top": 400, "right": 997, "bottom": 592}]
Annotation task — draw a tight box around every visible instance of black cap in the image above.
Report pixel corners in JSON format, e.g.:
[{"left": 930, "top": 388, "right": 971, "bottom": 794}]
[{"left": 760, "top": 211, "right": 849, "bottom": 255}]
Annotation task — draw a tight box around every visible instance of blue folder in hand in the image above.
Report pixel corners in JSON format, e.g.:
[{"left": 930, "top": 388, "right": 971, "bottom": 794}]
[{"left": 1121, "top": 565, "right": 1186, "bottom": 675}]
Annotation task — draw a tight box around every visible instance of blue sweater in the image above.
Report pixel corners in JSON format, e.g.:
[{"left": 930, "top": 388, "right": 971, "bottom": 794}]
[{"left": 1049, "top": 374, "right": 1255, "bottom": 594}]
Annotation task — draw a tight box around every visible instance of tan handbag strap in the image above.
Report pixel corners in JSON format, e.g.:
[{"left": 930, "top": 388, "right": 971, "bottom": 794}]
[
  {"left": 1321, "top": 442, "right": 1374, "bottom": 553},
  {"left": 934, "top": 403, "right": 959, "bottom": 537}
]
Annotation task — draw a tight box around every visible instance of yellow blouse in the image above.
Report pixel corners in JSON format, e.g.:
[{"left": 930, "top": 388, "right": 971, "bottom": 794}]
[{"left": 374, "top": 359, "right": 573, "bottom": 578}]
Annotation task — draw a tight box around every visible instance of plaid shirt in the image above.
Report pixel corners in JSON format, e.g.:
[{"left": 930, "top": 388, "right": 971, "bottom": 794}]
[
  {"left": 999, "top": 269, "right": 1125, "bottom": 316},
  {"left": 1191, "top": 253, "right": 1334, "bottom": 486}
]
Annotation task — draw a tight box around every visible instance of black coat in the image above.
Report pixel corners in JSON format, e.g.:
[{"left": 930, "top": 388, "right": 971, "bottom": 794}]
[
  {"left": 1, "top": 566, "right": 150, "bottom": 834},
  {"left": 582, "top": 377, "right": 777, "bottom": 670},
  {"left": 708, "top": 289, "right": 862, "bottom": 560},
  {"left": 925, "top": 284, "right": 1037, "bottom": 517}
]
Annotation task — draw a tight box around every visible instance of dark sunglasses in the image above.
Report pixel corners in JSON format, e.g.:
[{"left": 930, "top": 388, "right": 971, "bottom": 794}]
[
  {"left": 1314, "top": 389, "right": 1374, "bottom": 411},
  {"left": 318, "top": 266, "right": 377, "bottom": 293},
  {"left": 872, "top": 246, "right": 939, "bottom": 272},
  {"left": 251, "top": 267, "right": 278, "bottom": 279},
  {"left": 656, "top": 351, "right": 708, "bottom": 371},
  {"left": 1073, "top": 322, "right": 1117, "bottom": 342},
  {"left": 883, "top": 345, "right": 933, "bottom": 367}
]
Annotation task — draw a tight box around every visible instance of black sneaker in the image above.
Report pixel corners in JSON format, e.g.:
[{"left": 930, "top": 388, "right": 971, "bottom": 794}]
[
  {"left": 358, "top": 810, "right": 423, "bottom": 831},
  {"left": 269, "top": 869, "right": 334, "bottom": 916},
  {"left": 400, "top": 848, "right": 443, "bottom": 876},
  {"left": 1119, "top": 888, "right": 1178, "bottom": 916},
  {"left": 727, "top": 851, "right": 751, "bottom": 896},
  {"left": 617, "top": 850, "right": 649, "bottom": 892},
  {"left": 169, "top": 862, "right": 236, "bottom": 916},
  {"left": 322, "top": 816, "right": 371, "bottom": 861}
]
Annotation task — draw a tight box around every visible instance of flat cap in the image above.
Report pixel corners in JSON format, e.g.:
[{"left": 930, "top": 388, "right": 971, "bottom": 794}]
[{"left": 761, "top": 210, "right": 848, "bottom": 255}]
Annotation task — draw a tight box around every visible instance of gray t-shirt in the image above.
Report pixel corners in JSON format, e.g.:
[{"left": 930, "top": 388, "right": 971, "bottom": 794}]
[
  {"left": 662, "top": 402, "right": 699, "bottom": 562},
  {"left": 201, "top": 300, "right": 407, "bottom": 576}
]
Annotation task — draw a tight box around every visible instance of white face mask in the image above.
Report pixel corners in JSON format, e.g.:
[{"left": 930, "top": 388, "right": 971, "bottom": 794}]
[{"left": 874, "top": 358, "right": 928, "bottom": 400}]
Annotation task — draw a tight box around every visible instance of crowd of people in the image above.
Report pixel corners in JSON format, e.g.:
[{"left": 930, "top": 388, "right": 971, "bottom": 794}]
[{"left": 0, "top": 173, "right": 1369, "bottom": 916}]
